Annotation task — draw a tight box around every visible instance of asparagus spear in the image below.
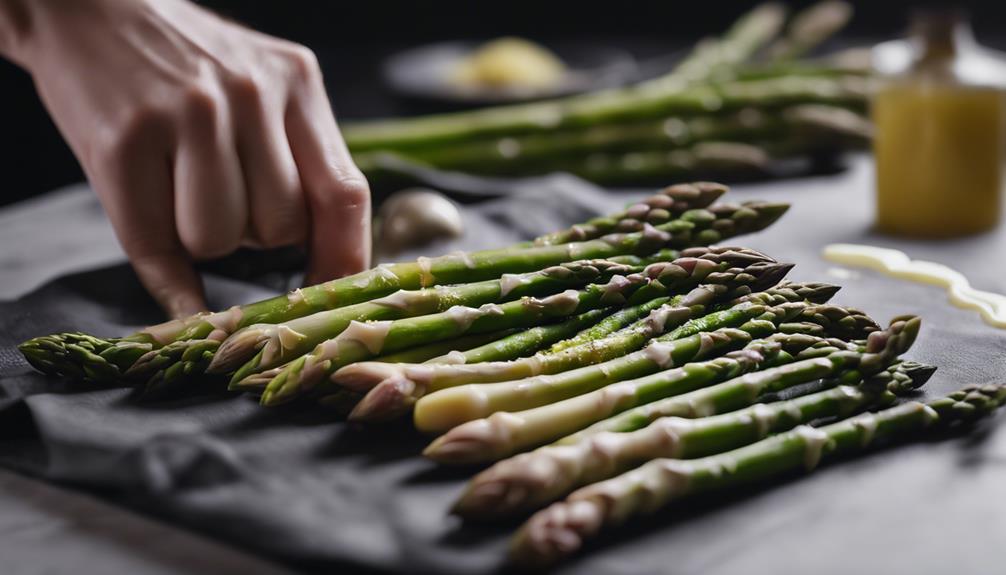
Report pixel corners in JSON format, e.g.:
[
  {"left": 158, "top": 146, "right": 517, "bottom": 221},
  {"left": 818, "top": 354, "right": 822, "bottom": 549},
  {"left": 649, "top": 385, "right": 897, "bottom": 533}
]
[
  {"left": 340, "top": 293, "right": 696, "bottom": 399},
  {"left": 200, "top": 259, "right": 637, "bottom": 382},
  {"left": 557, "top": 318, "right": 918, "bottom": 444},
  {"left": 248, "top": 247, "right": 789, "bottom": 406},
  {"left": 313, "top": 304, "right": 663, "bottom": 411},
  {"left": 356, "top": 111, "right": 785, "bottom": 177},
  {"left": 412, "top": 296, "right": 874, "bottom": 434},
  {"left": 424, "top": 316, "right": 917, "bottom": 463},
  {"left": 375, "top": 328, "right": 543, "bottom": 364},
  {"left": 539, "top": 297, "right": 674, "bottom": 354},
  {"left": 643, "top": 2, "right": 787, "bottom": 89},
  {"left": 511, "top": 380, "right": 1000, "bottom": 567},
  {"left": 26, "top": 199, "right": 782, "bottom": 387},
  {"left": 346, "top": 293, "right": 706, "bottom": 423},
  {"left": 606, "top": 248, "right": 683, "bottom": 268},
  {"left": 427, "top": 309, "right": 618, "bottom": 365},
  {"left": 454, "top": 362, "right": 934, "bottom": 518},
  {"left": 133, "top": 201, "right": 719, "bottom": 388},
  {"left": 352, "top": 75, "right": 870, "bottom": 187},
  {"left": 346, "top": 281, "right": 843, "bottom": 423},
  {"left": 539, "top": 280, "right": 837, "bottom": 357},
  {"left": 531, "top": 182, "right": 725, "bottom": 246},
  {"left": 536, "top": 117, "right": 871, "bottom": 186},
  {"left": 768, "top": 1, "right": 854, "bottom": 62},
  {"left": 166, "top": 202, "right": 788, "bottom": 384},
  {"left": 345, "top": 4, "right": 788, "bottom": 153},
  {"left": 355, "top": 102, "right": 870, "bottom": 179}
]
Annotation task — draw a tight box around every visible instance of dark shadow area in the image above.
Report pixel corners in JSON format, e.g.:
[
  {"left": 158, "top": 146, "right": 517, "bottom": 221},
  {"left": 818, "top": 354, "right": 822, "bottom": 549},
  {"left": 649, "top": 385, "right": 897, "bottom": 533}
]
[{"left": 316, "top": 417, "right": 431, "bottom": 464}]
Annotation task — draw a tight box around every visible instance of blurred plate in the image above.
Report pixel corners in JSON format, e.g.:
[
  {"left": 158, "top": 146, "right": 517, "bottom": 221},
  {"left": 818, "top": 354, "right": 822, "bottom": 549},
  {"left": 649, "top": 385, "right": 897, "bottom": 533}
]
[{"left": 382, "top": 41, "right": 638, "bottom": 106}]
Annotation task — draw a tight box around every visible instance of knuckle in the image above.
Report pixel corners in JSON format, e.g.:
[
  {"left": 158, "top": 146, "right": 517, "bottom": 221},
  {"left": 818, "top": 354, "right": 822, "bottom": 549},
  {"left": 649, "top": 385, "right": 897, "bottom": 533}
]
[
  {"left": 227, "top": 73, "right": 263, "bottom": 107},
  {"left": 179, "top": 225, "right": 239, "bottom": 260},
  {"left": 285, "top": 44, "right": 321, "bottom": 82},
  {"left": 312, "top": 174, "right": 371, "bottom": 212},
  {"left": 256, "top": 221, "right": 307, "bottom": 249},
  {"left": 180, "top": 86, "right": 220, "bottom": 125},
  {"left": 253, "top": 196, "right": 308, "bottom": 248}
]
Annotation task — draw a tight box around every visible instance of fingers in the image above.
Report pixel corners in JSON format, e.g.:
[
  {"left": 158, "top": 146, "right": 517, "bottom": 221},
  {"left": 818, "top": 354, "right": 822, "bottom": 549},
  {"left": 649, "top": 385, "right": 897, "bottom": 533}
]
[
  {"left": 230, "top": 75, "right": 308, "bottom": 249},
  {"left": 173, "top": 83, "right": 248, "bottom": 260},
  {"left": 86, "top": 116, "right": 207, "bottom": 318},
  {"left": 283, "top": 48, "right": 371, "bottom": 286}
]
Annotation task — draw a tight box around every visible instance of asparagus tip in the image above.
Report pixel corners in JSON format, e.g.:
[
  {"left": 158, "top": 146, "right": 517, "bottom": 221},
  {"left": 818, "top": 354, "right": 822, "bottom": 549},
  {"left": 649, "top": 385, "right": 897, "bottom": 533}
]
[
  {"left": 207, "top": 328, "right": 266, "bottom": 374},
  {"left": 348, "top": 376, "right": 418, "bottom": 422},
  {"left": 898, "top": 361, "right": 937, "bottom": 386},
  {"left": 18, "top": 339, "right": 56, "bottom": 373},
  {"left": 332, "top": 362, "right": 405, "bottom": 393}
]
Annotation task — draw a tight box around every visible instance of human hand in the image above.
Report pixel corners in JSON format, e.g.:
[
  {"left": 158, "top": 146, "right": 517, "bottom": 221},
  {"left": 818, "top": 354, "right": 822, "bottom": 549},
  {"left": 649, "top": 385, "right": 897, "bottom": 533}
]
[{"left": 0, "top": 0, "right": 371, "bottom": 317}]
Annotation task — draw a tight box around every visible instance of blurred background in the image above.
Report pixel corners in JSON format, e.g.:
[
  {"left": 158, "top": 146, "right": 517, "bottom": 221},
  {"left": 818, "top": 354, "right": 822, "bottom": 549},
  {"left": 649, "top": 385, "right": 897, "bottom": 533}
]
[{"left": 2, "top": 0, "right": 1004, "bottom": 212}]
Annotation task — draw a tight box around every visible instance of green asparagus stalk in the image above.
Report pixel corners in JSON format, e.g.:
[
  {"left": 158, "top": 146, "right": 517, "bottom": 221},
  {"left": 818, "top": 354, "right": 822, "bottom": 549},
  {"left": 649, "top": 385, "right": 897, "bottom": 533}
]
[
  {"left": 643, "top": 3, "right": 787, "bottom": 89},
  {"left": 375, "top": 328, "right": 539, "bottom": 364},
  {"left": 346, "top": 68, "right": 868, "bottom": 156},
  {"left": 511, "top": 379, "right": 1000, "bottom": 567},
  {"left": 248, "top": 248, "right": 789, "bottom": 406},
  {"left": 768, "top": 1, "right": 853, "bottom": 62},
  {"left": 545, "top": 268, "right": 840, "bottom": 358},
  {"left": 345, "top": 4, "right": 788, "bottom": 153},
  {"left": 22, "top": 195, "right": 785, "bottom": 386},
  {"left": 424, "top": 316, "right": 917, "bottom": 463},
  {"left": 345, "top": 292, "right": 707, "bottom": 423},
  {"left": 355, "top": 111, "right": 784, "bottom": 177},
  {"left": 148, "top": 185, "right": 720, "bottom": 388},
  {"left": 347, "top": 281, "right": 844, "bottom": 423},
  {"left": 66, "top": 200, "right": 777, "bottom": 394},
  {"left": 607, "top": 248, "right": 683, "bottom": 268},
  {"left": 557, "top": 318, "right": 918, "bottom": 444},
  {"left": 541, "top": 297, "right": 674, "bottom": 354},
  {"left": 538, "top": 119, "right": 871, "bottom": 186},
  {"left": 139, "top": 202, "right": 789, "bottom": 388},
  {"left": 454, "top": 361, "right": 934, "bottom": 517},
  {"left": 201, "top": 260, "right": 637, "bottom": 382},
  {"left": 428, "top": 309, "right": 618, "bottom": 365},
  {"left": 312, "top": 304, "right": 659, "bottom": 412},
  {"left": 421, "top": 335, "right": 796, "bottom": 463},
  {"left": 412, "top": 296, "right": 874, "bottom": 434},
  {"left": 354, "top": 103, "right": 870, "bottom": 180},
  {"left": 531, "top": 182, "right": 725, "bottom": 246}
]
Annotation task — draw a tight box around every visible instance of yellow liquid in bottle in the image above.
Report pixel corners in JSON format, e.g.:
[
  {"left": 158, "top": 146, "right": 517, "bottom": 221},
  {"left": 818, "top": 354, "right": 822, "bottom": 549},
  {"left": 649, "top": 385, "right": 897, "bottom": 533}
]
[{"left": 873, "top": 84, "right": 1005, "bottom": 237}]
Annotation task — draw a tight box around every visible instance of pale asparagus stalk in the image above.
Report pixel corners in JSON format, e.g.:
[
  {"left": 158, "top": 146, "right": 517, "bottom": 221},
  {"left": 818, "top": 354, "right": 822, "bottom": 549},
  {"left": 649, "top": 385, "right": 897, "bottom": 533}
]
[
  {"left": 424, "top": 316, "right": 919, "bottom": 463},
  {"left": 511, "top": 380, "right": 1001, "bottom": 567},
  {"left": 411, "top": 299, "right": 875, "bottom": 433},
  {"left": 454, "top": 361, "right": 934, "bottom": 517}
]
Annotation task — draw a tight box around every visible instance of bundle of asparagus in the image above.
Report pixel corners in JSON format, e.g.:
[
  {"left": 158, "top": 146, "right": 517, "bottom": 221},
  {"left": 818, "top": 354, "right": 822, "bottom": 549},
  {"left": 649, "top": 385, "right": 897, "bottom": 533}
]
[
  {"left": 20, "top": 181, "right": 787, "bottom": 397},
  {"left": 347, "top": 2, "right": 874, "bottom": 185},
  {"left": 18, "top": 177, "right": 1003, "bottom": 569}
]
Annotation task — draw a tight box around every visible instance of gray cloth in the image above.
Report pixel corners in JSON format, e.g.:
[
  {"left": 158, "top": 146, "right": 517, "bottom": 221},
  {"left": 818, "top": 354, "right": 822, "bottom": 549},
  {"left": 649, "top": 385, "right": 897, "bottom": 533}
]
[{"left": 1, "top": 157, "right": 1005, "bottom": 575}]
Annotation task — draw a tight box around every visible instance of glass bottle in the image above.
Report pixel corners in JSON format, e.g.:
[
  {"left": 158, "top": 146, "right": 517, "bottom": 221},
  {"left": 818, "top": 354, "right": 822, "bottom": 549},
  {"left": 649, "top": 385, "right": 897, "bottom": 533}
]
[{"left": 872, "top": 10, "right": 1006, "bottom": 237}]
